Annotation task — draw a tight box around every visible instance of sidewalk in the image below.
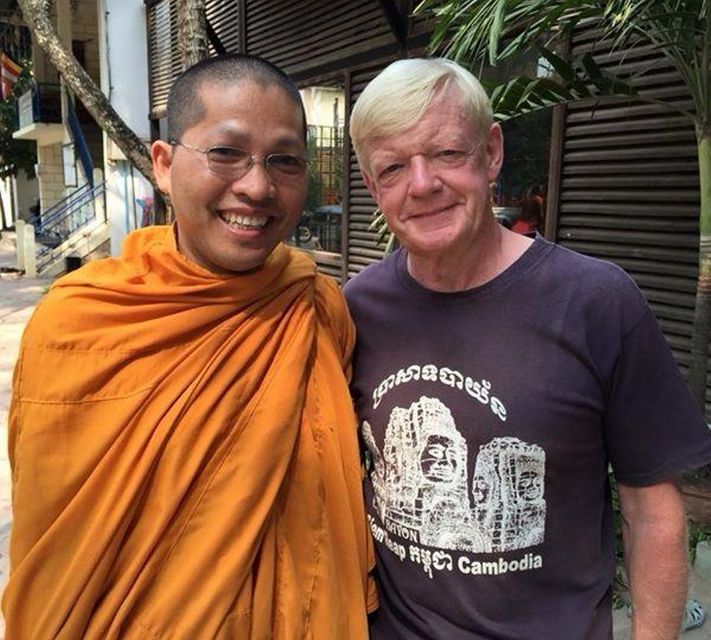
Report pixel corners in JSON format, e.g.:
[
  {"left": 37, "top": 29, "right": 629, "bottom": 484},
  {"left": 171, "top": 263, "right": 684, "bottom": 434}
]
[{"left": 0, "top": 231, "right": 48, "bottom": 637}]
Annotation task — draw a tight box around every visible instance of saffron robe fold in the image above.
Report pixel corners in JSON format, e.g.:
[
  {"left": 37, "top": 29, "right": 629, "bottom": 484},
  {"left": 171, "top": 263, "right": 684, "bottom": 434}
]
[{"left": 3, "top": 226, "right": 375, "bottom": 639}]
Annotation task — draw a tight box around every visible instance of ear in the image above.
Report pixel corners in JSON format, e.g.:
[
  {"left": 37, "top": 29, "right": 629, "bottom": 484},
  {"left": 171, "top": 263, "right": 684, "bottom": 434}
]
[
  {"left": 485, "top": 123, "right": 504, "bottom": 183},
  {"left": 151, "top": 140, "right": 173, "bottom": 197}
]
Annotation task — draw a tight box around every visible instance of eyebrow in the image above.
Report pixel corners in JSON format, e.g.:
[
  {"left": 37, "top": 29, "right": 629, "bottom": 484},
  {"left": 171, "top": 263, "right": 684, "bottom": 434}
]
[{"left": 211, "top": 125, "right": 303, "bottom": 151}]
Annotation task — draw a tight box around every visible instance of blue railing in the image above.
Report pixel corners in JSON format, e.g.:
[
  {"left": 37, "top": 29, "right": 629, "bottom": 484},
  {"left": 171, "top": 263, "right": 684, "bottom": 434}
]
[
  {"left": 17, "top": 83, "right": 62, "bottom": 129},
  {"left": 31, "top": 181, "right": 106, "bottom": 271},
  {"left": 65, "top": 89, "right": 94, "bottom": 186}
]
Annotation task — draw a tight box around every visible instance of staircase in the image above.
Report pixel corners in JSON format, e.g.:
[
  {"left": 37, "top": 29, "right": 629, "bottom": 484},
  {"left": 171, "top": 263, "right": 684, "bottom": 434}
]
[{"left": 20, "top": 181, "right": 108, "bottom": 277}]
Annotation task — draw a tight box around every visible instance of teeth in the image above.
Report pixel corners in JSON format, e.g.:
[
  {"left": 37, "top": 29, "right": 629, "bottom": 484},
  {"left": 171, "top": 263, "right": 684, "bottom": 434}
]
[{"left": 220, "top": 212, "right": 269, "bottom": 228}]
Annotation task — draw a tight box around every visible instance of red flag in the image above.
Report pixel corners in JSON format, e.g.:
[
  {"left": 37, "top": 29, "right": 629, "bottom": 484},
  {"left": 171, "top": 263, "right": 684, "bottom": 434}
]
[{"left": 1, "top": 53, "right": 22, "bottom": 100}]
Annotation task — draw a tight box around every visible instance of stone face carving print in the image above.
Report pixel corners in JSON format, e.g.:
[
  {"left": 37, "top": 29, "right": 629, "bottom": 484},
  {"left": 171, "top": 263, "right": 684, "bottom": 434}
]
[{"left": 364, "top": 396, "right": 546, "bottom": 556}]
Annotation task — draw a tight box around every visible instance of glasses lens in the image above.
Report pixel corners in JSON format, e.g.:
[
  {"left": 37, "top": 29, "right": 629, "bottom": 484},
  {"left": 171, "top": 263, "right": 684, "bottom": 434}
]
[
  {"left": 206, "top": 146, "right": 252, "bottom": 177},
  {"left": 267, "top": 154, "right": 307, "bottom": 176}
]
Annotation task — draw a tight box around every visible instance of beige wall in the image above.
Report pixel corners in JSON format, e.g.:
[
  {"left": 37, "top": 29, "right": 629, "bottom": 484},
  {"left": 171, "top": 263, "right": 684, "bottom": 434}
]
[
  {"left": 73, "top": 0, "right": 100, "bottom": 84},
  {"left": 37, "top": 144, "right": 69, "bottom": 210},
  {"left": 300, "top": 87, "right": 345, "bottom": 129}
]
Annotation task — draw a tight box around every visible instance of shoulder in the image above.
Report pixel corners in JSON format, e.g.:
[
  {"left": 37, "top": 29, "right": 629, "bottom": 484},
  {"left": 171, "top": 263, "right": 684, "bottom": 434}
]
[
  {"left": 314, "top": 273, "right": 354, "bottom": 359},
  {"left": 21, "top": 241, "right": 152, "bottom": 350},
  {"left": 343, "top": 250, "right": 400, "bottom": 305},
  {"left": 536, "top": 240, "right": 649, "bottom": 327},
  {"left": 315, "top": 272, "right": 348, "bottom": 319},
  {"left": 539, "top": 239, "right": 633, "bottom": 285}
]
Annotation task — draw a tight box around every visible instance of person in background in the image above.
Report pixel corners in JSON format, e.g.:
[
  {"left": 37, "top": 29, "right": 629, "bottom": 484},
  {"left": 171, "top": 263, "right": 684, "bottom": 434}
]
[
  {"left": 345, "top": 56, "right": 711, "bottom": 639},
  {"left": 511, "top": 184, "right": 544, "bottom": 236}
]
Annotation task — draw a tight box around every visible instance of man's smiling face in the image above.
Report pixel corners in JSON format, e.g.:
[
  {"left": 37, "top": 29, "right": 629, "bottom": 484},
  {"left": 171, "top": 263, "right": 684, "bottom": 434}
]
[
  {"left": 362, "top": 87, "right": 503, "bottom": 264},
  {"left": 152, "top": 79, "right": 307, "bottom": 274}
]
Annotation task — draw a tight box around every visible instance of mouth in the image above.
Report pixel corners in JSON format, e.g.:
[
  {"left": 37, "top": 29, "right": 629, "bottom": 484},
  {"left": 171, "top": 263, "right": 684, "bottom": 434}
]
[
  {"left": 217, "top": 210, "right": 272, "bottom": 230},
  {"left": 407, "top": 204, "right": 455, "bottom": 220}
]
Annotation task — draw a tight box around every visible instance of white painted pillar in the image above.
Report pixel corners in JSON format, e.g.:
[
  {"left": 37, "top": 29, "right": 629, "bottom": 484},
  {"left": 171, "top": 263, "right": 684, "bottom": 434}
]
[
  {"left": 15, "top": 219, "right": 37, "bottom": 276},
  {"left": 15, "top": 219, "right": 25, "bottom": 271},
  {"left": 94, "top": 168, "right": 106, "bottom": 222}
]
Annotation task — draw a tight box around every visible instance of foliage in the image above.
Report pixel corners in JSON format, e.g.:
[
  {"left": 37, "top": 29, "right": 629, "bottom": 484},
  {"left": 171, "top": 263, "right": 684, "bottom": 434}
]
[
  {"left": 609, "top": 472, "right": 631, "bottom": 609},
  {"left": 18, "top": 0, "right": 158, "bottom": 191},
  {"left": 688, "top": 518, "right": 711, "bottom": 565},
  {"left": 609, "top": 470, "right": 711, "bottom": 608},
  {"left": 369, "top": 208, "right": 397, "bottom": 254},
  {"left": 0, "top": 65, "right": 36, "bottom": 179},
  {"left": 415, "top": 0, "right": 707, "bottom": 127},
  {"left": 414, "top": 0, "right": 711, "bottom": 411}
]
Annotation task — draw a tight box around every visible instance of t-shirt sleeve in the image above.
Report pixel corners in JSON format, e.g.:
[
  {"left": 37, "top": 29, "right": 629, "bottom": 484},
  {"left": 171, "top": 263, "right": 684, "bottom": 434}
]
[{"left": 604, "top": 305, "right": 711, "bottom": 485}]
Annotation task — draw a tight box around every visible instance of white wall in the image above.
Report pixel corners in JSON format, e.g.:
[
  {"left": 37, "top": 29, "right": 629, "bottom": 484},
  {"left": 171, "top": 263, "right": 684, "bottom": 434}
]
[
  {"left": 300, "top": 86, "right": 345, "bottom": 129},
  {"left": 13, "top": 172, "right": 39, "bottom": 222},
  {"left": 98, "top": 0, "right": 152, "bottom": 255}
]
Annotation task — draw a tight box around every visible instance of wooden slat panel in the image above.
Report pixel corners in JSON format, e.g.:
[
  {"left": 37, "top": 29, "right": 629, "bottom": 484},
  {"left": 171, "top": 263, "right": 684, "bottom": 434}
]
[
  {"left": 554, "top": 23, "right": 706, "bottom": 406},
  {"left": 146, "top": 0, "right": 181, "bottom": 119},
  {"left": 245, "top": 0, "right": 396, "bottom": 77},
  {"left": 206, "top": 0, "right": 241, "bottom": 54},
  {"left": 344, "top": 62, "right": 395, "bottom": 278}
]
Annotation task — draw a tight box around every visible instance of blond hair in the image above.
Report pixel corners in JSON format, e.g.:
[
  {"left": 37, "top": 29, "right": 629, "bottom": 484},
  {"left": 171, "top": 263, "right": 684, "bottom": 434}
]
[{"left": 349, "top": 58, "right": 493, "bottom": 174}]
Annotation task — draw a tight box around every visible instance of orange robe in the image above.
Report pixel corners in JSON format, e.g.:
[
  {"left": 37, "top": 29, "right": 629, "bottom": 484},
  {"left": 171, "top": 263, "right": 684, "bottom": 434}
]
[{"left": 3, "top": 226, "right": 375, "bottom": 639}]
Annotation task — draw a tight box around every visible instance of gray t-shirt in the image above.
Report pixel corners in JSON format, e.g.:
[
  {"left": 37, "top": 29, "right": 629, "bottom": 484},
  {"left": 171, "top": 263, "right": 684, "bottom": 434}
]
[{"left": 344, "top": 238, "right": 711, "bottom": 640}]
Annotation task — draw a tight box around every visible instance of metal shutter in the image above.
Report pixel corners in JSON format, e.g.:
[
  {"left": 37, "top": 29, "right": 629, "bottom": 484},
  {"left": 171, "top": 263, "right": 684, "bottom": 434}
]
[
  {"left": 205, "top": 0, "right": 241, "bottom": 54},
  {"left": 345, "top": 63, "right": 394, "bottom": 279},
  {"left": 245, "top": 0, "right": 395, "bottom": 78},
  {"left": 146, "top": 0, "right": 181, "bottom": 119},
  {"left": 553, "top": 27, "right": 705, "bottom": 399}
]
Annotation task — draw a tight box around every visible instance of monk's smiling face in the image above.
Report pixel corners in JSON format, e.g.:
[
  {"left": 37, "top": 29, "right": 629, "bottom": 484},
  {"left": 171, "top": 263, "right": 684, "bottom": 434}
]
[{"left": 151, "top": 79, "right": 307, "bottom": 274}]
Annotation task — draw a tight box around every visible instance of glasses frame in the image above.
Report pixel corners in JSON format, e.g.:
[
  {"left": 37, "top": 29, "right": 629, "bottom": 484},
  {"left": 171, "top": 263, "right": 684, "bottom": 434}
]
[{"left": 170, "top": 140, "right": 308, "bottom": 182}]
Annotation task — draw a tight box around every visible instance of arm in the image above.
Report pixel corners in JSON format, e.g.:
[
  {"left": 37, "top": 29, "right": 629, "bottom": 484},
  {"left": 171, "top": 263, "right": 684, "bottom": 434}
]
[{"left": 617, "top": 480, "right": 688, "bottom": 640}]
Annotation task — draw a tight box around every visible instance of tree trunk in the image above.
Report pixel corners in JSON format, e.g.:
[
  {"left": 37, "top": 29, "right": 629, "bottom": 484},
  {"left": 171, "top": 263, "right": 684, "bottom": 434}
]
[
  {"left": 177, "top": 0, "right": 208, "bottom": 70},
  {"left": 17, "top": 0, "right": 157, "bottom": 191},
  {"left": 688, "top": 130, "right": 711, "bottom": 415}
]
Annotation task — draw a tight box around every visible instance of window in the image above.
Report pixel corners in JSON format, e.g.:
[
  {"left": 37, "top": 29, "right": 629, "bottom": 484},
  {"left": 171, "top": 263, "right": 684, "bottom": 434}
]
[{"left": 288, "top": 82, "right": 345, "bottom": 256}]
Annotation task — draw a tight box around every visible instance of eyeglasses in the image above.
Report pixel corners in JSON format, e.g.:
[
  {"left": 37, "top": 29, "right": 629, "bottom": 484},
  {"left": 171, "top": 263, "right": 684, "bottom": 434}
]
[
  {"left": 171, "top": 141, "right": 308, "bottom": 181},
  {"left": 372, "top": 146, "right": 480, "bottom": 188}
]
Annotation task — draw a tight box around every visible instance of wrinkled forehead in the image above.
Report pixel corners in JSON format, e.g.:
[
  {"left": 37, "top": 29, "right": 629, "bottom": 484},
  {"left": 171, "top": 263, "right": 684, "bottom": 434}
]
[{"left": 364, "top": 89, "right": 485, "bottom": 162}]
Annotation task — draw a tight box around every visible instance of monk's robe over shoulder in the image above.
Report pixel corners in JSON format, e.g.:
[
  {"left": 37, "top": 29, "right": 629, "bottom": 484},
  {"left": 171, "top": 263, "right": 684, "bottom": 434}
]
[{"left": 3, "top": 226, "right": 375, "bottom": 639}]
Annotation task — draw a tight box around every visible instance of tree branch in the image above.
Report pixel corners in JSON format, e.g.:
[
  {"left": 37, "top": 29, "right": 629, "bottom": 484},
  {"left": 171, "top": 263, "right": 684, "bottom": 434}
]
[{"left": 17, "top": 0, "right": 158, "bottom": 191}]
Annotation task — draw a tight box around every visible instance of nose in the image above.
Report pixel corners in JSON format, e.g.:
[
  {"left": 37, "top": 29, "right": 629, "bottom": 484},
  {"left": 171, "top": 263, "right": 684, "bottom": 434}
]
[
  {"left": 231, "top": 159, "right": 274, "bottom": 201},
  {"left": 408, "top": 155, "right": 441, "bottom": 197}
]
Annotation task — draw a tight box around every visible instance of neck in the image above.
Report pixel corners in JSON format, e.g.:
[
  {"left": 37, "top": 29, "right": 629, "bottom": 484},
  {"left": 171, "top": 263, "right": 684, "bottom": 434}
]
[{"left": 406, "top": 223, "right": 533, "bottom": 292}]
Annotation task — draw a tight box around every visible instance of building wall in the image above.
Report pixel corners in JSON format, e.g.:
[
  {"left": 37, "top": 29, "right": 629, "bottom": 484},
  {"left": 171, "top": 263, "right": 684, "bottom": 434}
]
[
  {"left": 14, "top": 172, "right": 39, "bottom": 222},
  {"left": 37, "top": 143, "right": 68, "bottom": 209},
  {"left": 301, "top": 87, "right": 346, "bottom": 129},
  {"left": 74, "top": 0, "right": 101, "bottom": 84},
  {"left": 99, "top": 0, "right": 152, "bottom": 254},
  {"left": 0, "top": 173, "right": 40, "bottom": 227}
]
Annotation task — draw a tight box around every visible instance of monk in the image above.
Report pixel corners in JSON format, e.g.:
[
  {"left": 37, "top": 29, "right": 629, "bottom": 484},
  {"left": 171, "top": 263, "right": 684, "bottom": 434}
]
[{"left": 3, "top": 54, "right": 375, "bottom": 638}]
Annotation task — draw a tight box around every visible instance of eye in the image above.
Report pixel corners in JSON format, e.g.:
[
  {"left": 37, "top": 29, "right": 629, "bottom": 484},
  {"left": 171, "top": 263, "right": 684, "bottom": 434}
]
[
  {"left": 436, "top": 149, "right": 467, "bottom": 163},
  {"left": 207, "top": 146, "right": 249, "bottom": 164},
  {"left": 379, "top": 163, "right": 403, "bottom": 178},
  {"left": 268, "top": 153, "right": 306, "bottom": 174}
]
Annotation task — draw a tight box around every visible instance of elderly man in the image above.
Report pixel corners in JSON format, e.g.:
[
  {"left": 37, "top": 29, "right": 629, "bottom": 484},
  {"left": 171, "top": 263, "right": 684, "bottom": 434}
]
[
  {"left": 345, "top": 57, "right": 711, "bottom": 639},
  {"left": 3, "top": 54, "right": 374, "bottom": 639}
]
